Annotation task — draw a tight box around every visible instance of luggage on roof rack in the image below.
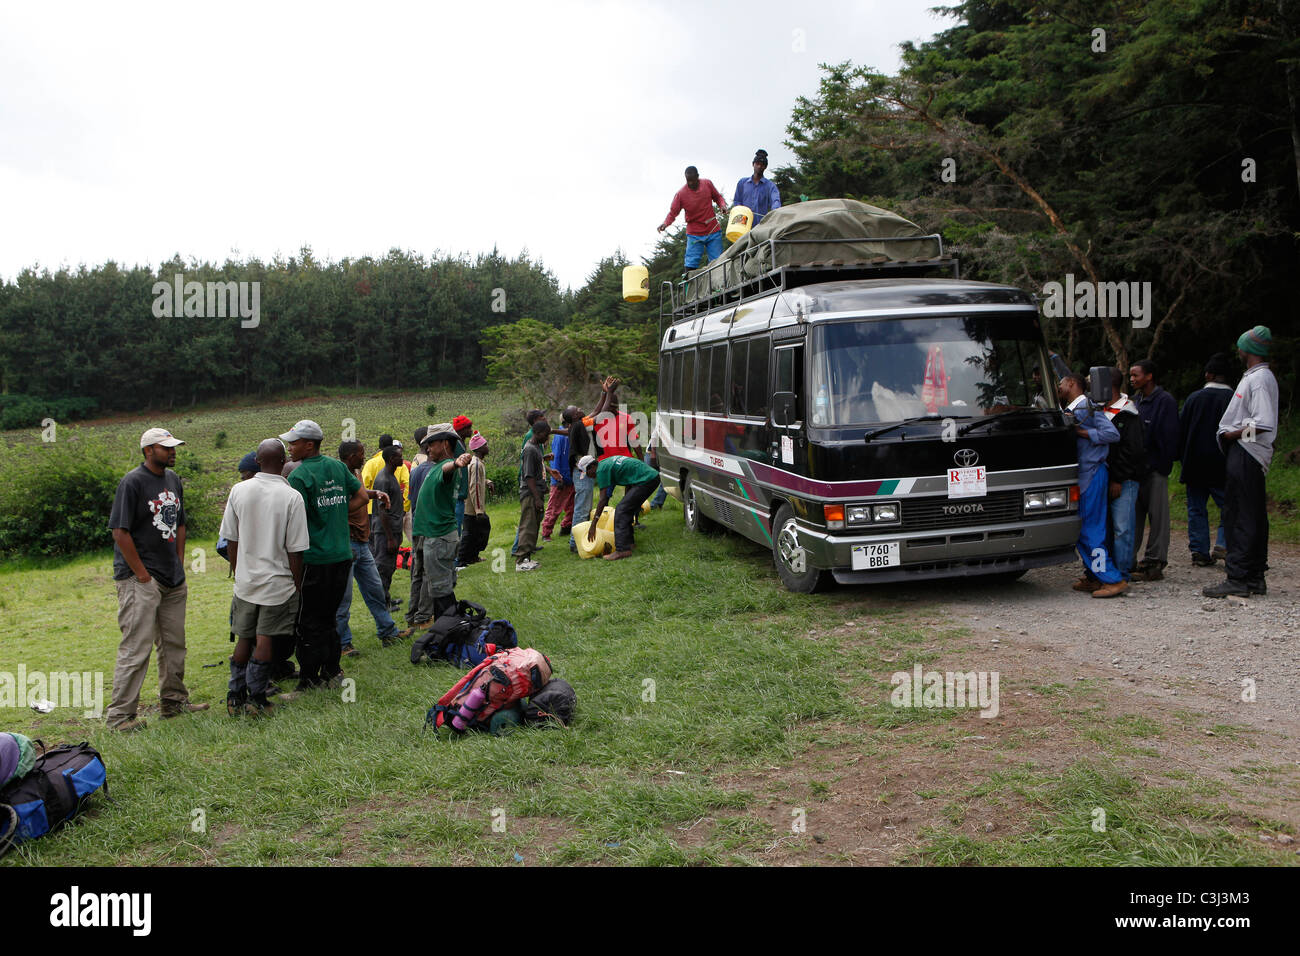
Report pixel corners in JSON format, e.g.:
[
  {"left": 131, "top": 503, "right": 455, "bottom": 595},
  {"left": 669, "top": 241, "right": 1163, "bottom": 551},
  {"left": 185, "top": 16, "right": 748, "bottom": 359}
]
[{"left": 660, "top": 199, "right": 956, "bottom": 325}]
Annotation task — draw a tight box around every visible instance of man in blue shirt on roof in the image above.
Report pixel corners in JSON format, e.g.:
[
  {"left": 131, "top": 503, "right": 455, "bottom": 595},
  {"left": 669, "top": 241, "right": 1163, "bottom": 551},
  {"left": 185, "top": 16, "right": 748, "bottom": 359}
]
[
  {"left": 733, "top": 149, "right": 782, "bottom": 226},
  {"left": 1058, "top": 371, "right": 1126, "bottom": 598}
]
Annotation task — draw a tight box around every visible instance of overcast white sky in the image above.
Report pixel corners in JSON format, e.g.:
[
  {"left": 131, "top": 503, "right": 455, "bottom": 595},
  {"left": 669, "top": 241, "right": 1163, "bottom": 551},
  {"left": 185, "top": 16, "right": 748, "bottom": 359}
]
[{"left": 0, "top": 0, "right": 950, "bottom": 291}]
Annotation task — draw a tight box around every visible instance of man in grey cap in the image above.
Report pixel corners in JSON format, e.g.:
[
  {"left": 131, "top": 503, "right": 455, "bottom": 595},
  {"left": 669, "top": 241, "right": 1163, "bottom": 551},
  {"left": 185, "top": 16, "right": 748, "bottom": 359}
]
[
  {"left": 106, "top": 427, "right": 209, "bottom": 731},
  {"left": 283, "top": 419, "right": 375, "bottom": 689}
]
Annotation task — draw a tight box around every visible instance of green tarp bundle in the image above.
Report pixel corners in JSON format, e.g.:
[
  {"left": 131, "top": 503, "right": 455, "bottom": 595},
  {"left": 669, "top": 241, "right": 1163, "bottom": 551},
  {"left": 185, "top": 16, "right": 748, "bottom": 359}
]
[{"left": 685, "top": 199, "right": 941, "bottom": 301}]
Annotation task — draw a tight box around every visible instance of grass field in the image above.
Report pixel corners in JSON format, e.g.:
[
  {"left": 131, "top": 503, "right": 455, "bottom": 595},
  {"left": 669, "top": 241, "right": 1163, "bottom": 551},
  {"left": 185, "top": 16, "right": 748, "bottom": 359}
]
[{"left": 1, "top": 392, "right": 1296, "bottom": 865}]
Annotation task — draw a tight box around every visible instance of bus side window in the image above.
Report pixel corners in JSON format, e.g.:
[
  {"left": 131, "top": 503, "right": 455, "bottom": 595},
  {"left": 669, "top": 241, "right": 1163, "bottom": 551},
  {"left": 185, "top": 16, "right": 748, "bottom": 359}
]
[
  {"left": 774, "top": 345, "right": 803, "bottom": 422},
  {"left": 746, "top": 336, "right": 771, "bottom": 418},
  {"left": 709, "top": 345, "right": 727, "bottom": 414},
  {"left": 728, "top": 340, "right": 748, "bottom": 416},
  {"left": 682, "top": 348, "right": 696, "bottom": 413}
]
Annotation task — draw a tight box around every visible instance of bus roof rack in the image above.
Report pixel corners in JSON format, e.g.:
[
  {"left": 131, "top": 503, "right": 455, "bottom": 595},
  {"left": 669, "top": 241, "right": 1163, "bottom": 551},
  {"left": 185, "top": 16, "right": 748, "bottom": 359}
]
[{"left": 659, "top": 234, "right": 958, "bottom": 331}]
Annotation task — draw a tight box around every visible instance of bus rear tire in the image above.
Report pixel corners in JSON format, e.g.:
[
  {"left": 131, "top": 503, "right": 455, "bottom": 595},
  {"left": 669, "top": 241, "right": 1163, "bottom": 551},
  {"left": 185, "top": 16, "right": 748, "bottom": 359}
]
[
  {"left": 773, "top": 504, "right": 825, "bottom": 593},
  {"left": 683, "top": 477, "right": 718, "bottom": 533}
]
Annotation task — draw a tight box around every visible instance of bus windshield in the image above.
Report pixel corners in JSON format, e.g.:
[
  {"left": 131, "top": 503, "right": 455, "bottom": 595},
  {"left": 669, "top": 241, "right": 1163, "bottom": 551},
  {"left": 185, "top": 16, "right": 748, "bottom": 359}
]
[{"left": 810, "top": 314, "right": 1057, "bottom": 427}]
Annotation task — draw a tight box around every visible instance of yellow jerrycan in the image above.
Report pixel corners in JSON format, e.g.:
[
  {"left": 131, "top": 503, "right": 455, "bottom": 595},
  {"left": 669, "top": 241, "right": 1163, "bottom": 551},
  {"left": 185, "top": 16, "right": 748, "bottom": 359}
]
[
  {"left": 572, "top": 520, "right": 614, "bottom": 559},
  {"left": 726, "top": 205, "right": 753, "bottom": 242},
  {"left": 622, "top": 265, "right": 649, "bottom": 302}
]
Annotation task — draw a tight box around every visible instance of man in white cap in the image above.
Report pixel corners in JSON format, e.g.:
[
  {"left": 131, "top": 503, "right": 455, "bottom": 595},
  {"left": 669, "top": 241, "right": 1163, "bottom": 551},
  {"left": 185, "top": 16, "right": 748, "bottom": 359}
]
[
  {"left": 106, "top": 427, "right": 209, "bottom": 731},
  {"left": 282, "top": 419, "right": 376, "bottom": 689}
]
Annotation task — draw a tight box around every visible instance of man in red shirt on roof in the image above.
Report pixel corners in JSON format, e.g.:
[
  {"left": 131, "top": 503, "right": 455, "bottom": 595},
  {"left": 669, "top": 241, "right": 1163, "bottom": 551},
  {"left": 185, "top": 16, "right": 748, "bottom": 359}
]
[{"left": 659, "top": 166, "right": 728, "bottom": 269}]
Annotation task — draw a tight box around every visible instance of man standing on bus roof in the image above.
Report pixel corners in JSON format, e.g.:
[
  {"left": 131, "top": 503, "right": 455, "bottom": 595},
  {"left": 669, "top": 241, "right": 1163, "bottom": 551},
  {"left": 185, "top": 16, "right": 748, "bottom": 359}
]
[
  {"left": 733, "top": 148, "right": 781, "bottom": 226},
  {"left": 582, "top": 453, "right": 660, "bottom": 561},
  {"left": 659, "top": 166, "right": 728, "bottom": 269},
  {"left": 1057, "top": 372, "right": 1127, "bottom": 598}
]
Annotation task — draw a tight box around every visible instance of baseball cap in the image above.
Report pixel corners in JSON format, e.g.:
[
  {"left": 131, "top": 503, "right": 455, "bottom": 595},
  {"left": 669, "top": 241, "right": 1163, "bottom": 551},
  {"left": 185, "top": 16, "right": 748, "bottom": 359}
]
[
  {"left": 140, "top": 428, "right": 184, "bottom": 449},
  {"left": 577, "top": 455, "right": 597, "bottom": 473},
  {"left": 279, "top": 419, "right": 324, "bottom": 442}
]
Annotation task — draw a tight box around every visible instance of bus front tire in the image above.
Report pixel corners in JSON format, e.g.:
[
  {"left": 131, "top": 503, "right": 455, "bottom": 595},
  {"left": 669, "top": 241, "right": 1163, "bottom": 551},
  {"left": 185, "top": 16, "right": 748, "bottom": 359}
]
[
  {"left": 773, "top": 505, "right": 825, "bottom": 593},
  {"left": 683, "top": 478, "right": 718, "bottom": 533}
]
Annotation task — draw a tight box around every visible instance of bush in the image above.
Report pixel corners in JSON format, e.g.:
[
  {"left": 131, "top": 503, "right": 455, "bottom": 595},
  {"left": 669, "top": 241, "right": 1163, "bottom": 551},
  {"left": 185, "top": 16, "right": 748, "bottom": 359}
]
[
  {"left": 0, "top": 443, "right": 123, "bottom": 557},
  {"left": 0, "top": 394, "right": 98, "bottom": 431},
  {"left": 0, "top": 440, "right": 230, "bottom": 558},
  {"left": 486, "top": 463, "right": 517, "bottom": 502}
]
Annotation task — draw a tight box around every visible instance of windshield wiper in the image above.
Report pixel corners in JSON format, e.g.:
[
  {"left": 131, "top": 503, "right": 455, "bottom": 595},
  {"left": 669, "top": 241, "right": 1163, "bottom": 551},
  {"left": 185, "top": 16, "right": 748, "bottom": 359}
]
[
  {"left": 957, "top": 408, "right": 1052, "bottom": 436},
  {"left": 864, "top": 414, "right": 959, "bottom": 442}
]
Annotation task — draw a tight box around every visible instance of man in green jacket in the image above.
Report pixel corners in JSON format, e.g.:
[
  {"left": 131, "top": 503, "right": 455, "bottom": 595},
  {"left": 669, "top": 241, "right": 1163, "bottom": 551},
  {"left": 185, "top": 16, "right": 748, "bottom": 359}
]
[{"left": 581, "top": 453, "right": 660, "bottom": 560}]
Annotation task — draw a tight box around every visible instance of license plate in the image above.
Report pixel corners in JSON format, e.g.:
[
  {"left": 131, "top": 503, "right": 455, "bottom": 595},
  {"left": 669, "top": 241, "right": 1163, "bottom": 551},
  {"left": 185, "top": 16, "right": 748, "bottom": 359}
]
[{"left": 851, "top": 541, "right": 899, "bottom": 570}]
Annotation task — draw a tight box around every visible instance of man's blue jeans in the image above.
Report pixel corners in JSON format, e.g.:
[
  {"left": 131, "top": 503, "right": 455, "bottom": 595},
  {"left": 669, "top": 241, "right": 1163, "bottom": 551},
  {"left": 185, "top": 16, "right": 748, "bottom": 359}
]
[
  {"left": 643, "top": 451, "right": 667, "bottom": 507},
  {"left": 570, "top": 474, "right": 594, "bottom": 551},
  {"left": 1107, "top": 479, "right": 1140, "bottom": 579},
  {"left": 1186, "top": 484, "right": 1226, "bottom": 556},
  {"left": 336, "top": 539, "right": 398, "bottom": 646}
]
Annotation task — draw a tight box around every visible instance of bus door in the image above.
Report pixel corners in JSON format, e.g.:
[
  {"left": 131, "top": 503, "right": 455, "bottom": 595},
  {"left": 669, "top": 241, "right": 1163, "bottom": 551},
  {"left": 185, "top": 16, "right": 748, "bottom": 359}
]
[{"left": 770, "top": 342, "right": 805, "bottom": 472}]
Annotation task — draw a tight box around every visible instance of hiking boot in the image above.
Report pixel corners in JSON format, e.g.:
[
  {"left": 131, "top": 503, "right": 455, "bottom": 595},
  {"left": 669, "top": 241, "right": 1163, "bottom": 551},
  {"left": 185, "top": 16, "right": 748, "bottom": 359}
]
[
  {"left": 324, "top": 673, "right": 346, "bottom": 690},
  {"left": 1092, "top": 580, "right": 1128, "bottom": 599},
  {"left": 246, "top": 695, "right": 276, "bottom": 717},
  {"left": 1247, "top": 578, "right": 1267, "bottom": 596},
  {"left": 1071, "top": 576, "right": 1102, "bottom": 592},
  {"left": 226, "top": 691, "right": 248, "bottom": 717},
  {"left": 341, "top": 644, "right": 361, "bottom": 658},
  {"left": 112, "top": 719, "right": 147, "bottom": 733},
  {"left": 515, "top": 559, "right": 539, "bottom": 571},
  {"left": 1191, "top": 552, "right": 1215, "bottom": 567},
  {"left": 1203, "top": 579, "right": 1251, "bottom": 598},
  {"left": 1131, "top": 564, "right": 1164, "bottom": 582},
  {"left": 603, "top": 550, "right": 633, "bottom": 561},
  {"left": 161, "top": 701, "right": 210, "bottom": 718},
  {"left": 382, "top": 629, "right": 412, "bottom": 647},
  {"left": 1211, "top": 546, "right": 1227, "bottom": 560}
]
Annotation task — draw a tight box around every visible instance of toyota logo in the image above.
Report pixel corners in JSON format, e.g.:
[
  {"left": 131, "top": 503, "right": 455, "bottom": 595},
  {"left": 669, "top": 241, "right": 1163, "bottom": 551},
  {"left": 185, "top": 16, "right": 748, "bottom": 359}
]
[{"left": 954, "top": 448, "right": 979, "bottom": 467}]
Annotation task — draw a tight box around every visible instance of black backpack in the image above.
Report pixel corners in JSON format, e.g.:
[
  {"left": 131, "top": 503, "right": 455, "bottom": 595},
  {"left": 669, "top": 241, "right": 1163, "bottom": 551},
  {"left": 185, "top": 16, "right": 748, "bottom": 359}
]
[
  {"left": 0, "top": 742, "right": 107, "bottom": 858},
  {"left": 522, "top": 678, "right": 577, "bottom": 727},
  {"left": 410, "top": 600, "right": 488, "bottom": 664}
]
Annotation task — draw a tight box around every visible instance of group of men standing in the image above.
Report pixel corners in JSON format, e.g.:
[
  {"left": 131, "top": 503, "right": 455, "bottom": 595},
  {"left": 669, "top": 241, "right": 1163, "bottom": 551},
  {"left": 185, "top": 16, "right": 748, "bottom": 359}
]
[
  {"left": 104, "top": 387, "right": 672, "bottom": 728},
  {"left": 1066, "top": 325, "right": 1278, "bottom": 600}
]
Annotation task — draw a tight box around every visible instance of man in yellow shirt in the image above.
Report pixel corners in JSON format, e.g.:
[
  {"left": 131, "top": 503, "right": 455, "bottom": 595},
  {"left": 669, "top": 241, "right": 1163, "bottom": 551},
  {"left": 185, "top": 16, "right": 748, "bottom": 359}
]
[{"left": 361, "top": 434, "right": 410, "bottom": 516}]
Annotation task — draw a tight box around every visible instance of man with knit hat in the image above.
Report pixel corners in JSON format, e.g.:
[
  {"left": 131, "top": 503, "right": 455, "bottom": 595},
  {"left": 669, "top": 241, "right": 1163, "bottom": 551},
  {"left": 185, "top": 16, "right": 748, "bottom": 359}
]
[
  {"left": 456, "top": 433, "right": 493, "bottom": 567},
  {"left": 410, "top": 424, "right": 474, "bottom": 624},
  {"left": 452, "top": 415, "right": 474, "bottom": 534},
  {"left": 1205, "top": 326, "right": 1278, "bottom": 598}
]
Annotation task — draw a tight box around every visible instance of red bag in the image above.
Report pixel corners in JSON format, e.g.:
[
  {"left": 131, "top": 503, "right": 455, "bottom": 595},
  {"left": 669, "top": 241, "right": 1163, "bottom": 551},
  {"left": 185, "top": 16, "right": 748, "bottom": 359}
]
[
  {"left": 426, "top": 648, "right": 552, "bottom": 733},
  {"left": 395, "top": 546, "right": 412, "bottom": 569}
]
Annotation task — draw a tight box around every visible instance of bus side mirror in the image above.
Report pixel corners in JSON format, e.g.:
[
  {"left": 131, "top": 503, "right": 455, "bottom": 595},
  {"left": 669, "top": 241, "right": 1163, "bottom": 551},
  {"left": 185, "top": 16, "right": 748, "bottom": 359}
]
[
  {"left": 772, "top": 392, "right": 797, "bottom": 427},
  {"left": 1087, "top": 366, "right": 1110, "bottom": 405}
]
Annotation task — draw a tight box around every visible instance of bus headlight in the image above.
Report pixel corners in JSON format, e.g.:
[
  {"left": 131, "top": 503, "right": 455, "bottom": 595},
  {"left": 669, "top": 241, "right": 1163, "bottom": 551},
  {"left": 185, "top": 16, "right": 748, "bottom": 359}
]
[{"left": 1024, "top": 488, "right": 1069, "bottom": 513}]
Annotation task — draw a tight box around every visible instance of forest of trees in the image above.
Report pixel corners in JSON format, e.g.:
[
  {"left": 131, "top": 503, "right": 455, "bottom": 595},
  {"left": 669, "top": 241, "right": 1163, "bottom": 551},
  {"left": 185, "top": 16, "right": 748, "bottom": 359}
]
[{"left": 1, "top": 0, "right": 1295, "bottom": 428}]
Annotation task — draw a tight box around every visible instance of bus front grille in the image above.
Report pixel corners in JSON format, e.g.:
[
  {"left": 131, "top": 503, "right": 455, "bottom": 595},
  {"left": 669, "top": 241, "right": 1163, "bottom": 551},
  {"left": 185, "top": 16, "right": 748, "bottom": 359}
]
[{"left": 898, "top": 491, "right": 1031, "bottom": 532}]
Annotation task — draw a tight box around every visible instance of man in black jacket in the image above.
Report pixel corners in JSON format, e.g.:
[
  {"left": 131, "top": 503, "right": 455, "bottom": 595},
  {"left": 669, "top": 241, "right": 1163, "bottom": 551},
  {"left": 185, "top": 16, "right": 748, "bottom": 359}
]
[
  {"left": 1129, "top": 359, "right": 1179, "bottom": 581},
  {"left": 1104, "top": 368, "right": 1146, "bottom": 582},
  {"left": 1177, "top": 353, "right": 1234, "bottom": 566}
]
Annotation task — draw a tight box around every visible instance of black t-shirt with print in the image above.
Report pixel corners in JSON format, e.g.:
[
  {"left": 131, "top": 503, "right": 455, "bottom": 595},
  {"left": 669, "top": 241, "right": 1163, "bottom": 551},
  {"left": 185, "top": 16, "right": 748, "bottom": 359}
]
[{"left": 109, "top": 464, "right": 187, "bottom": 587}]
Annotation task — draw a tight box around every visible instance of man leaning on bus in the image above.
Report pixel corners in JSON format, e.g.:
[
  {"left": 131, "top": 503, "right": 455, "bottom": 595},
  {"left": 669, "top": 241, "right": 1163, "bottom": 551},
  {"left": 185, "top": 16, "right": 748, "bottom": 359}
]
[{"left": 1058, "top": 371, "right": 1127, "bottom": 599}]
